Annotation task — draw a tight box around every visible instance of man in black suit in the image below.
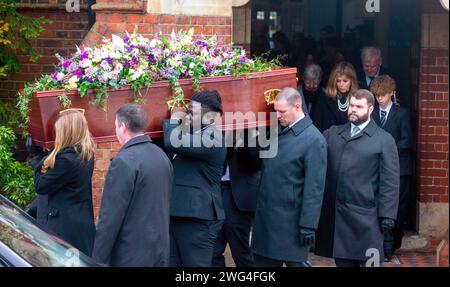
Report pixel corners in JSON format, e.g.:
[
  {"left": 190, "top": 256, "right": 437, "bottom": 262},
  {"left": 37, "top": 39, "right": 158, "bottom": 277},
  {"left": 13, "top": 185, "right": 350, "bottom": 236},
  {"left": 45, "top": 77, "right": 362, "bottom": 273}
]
[
  {"left": 370, "top": 75, "right": 413, "bottom": 260},
  {"left": 164, "top": 91, "right": 227, "bottom": 267},
  {"left": 93, "top": 104, "right": 173, "bottom": 267},
  {"left": 315, "top": 89, "right": 400, "bottom": 267},
  {"left": 357, "top": 46, "right": 390, "bottom": 90},
  {"left": 212, "top": 129, "right": 261, "bottom": 267}
]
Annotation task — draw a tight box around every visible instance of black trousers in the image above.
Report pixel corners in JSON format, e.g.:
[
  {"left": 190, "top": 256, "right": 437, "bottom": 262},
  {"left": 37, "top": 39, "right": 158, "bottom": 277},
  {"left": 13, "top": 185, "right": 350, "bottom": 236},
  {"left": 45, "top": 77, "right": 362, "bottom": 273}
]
[
  {"left": 212, "top": 184, "right": 255, "bottom": 267},
  {"left": 253, "top": 254, "right": 312, "bottom": 267},
  {"left": 170, "top": 216, "right": 223, "bottom": 267}
]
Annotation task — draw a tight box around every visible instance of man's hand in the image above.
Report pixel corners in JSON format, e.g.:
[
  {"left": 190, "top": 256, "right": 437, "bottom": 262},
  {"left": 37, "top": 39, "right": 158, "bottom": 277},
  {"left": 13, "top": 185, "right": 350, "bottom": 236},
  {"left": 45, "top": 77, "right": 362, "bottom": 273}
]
[
  {"left": 26, "top": 136, "right": 46, "bottom": 157},
  {"left": 379, "top": 217, "right": 395, "bottom": 234},
  {"left": 299, "top": 227, "right": 315, "bottom": 246}
]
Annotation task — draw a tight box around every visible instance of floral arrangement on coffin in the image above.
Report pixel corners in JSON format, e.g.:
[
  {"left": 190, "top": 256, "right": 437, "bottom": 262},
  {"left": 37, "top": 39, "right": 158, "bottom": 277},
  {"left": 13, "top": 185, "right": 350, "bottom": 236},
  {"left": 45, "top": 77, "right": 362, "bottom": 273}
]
[{"left": 17, "top": 28, "right": 281, "bottom": 133}]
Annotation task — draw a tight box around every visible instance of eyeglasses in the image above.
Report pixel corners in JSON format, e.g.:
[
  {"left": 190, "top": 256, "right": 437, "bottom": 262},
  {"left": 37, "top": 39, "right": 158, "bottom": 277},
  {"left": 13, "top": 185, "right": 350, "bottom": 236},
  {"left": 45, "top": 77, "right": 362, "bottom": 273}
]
[{"left": 59, "top": 108, "right": 85, "bottom": 115}]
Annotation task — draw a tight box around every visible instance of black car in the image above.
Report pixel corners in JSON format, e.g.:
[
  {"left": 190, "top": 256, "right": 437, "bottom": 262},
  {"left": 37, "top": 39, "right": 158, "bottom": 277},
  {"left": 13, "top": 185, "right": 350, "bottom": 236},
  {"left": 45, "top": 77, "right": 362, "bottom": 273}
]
[{"left": 0, "top": 194, "right": 97, "bottom": 267}]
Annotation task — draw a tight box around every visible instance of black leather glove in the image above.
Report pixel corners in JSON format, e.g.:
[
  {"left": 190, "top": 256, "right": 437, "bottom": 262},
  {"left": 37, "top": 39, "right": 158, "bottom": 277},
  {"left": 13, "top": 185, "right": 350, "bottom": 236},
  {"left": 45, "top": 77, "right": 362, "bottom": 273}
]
[
  {"left": 379, "top": 217, "right": 395, "bottom": 234},
  {"left": 26, "top": 136, "right": 46, "bottom": 157},
  {"left": 299, "top": 227, "right": 315, "bottom": 246}
]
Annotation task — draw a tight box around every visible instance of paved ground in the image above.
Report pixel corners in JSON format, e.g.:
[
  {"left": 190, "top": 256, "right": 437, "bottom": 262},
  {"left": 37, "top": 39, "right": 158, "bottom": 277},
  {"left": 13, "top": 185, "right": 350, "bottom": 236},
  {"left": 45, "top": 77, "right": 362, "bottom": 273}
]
[{"left": 223, "top": 247, "right": 437, "bottom": 267}]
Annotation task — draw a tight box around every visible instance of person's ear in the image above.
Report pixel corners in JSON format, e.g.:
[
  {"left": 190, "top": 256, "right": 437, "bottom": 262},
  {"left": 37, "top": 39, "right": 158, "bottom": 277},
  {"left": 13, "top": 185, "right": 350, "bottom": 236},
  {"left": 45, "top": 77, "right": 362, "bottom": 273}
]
[{"left": 369, "top": 105, "right": 374, "bottom": 114}]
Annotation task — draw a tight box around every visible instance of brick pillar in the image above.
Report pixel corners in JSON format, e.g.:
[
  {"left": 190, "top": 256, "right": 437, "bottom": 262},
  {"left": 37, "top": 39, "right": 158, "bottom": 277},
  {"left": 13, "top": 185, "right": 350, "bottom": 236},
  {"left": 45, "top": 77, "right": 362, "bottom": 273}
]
[
  {"left": 82, "top": 0, "right": 233, "bottom": 217},
  {"left": 82, "top": 0, "right": 232, "bottom": 47},
  {"left": 417, "top": 5, "right": 449, "bottom": 240}
]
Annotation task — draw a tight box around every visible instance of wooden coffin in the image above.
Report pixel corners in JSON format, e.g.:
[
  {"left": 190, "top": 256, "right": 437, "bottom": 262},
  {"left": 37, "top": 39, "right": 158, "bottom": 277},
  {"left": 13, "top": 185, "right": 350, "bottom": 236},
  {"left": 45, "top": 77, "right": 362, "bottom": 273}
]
[{"left": 29, "top": 67, "right": 297, "bottom": 148}]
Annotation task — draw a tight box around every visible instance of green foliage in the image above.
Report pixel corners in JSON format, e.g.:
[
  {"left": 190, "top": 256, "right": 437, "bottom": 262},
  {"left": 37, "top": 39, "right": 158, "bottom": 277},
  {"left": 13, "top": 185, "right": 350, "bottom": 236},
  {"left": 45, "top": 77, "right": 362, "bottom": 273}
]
[
  {"left": 231, "top": 54, "right": 284, "bottom": 76},
  {"left": 0, "top": 0, "right": 51, "bottom": 77},
  {"left": 0, "top": 126, "right": 35, "bottom": 208},
  {"left": 0, "top": 98, "right": 20, "bottom": 130}
]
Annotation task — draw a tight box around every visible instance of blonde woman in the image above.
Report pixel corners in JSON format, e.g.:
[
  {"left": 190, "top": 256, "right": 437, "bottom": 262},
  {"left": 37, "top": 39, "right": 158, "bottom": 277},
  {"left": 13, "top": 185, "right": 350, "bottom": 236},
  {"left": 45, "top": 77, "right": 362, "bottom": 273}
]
[
  {"left": 315, "top": 61, "right": 359, "bottom": 132},
  {"left": 34, "top": 108, "right": 96, "bottom": 256}
]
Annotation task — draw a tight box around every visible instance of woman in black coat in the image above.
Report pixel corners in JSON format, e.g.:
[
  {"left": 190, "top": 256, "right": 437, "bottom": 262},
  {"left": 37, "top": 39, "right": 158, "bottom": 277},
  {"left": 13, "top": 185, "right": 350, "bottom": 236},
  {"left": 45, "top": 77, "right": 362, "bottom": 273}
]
[
  {"left": 315, "top": 62, "right": 360, "bottom": 132},
  {"left": 34, "top": 108, "right": 96, "bottom": 256}
]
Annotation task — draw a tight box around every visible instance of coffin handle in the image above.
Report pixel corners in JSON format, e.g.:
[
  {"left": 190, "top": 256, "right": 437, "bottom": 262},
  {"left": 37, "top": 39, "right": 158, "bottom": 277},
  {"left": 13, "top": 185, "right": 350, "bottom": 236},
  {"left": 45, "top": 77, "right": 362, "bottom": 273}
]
[{"left": 264, "top": 89, "right": 281, "bottom": 105}]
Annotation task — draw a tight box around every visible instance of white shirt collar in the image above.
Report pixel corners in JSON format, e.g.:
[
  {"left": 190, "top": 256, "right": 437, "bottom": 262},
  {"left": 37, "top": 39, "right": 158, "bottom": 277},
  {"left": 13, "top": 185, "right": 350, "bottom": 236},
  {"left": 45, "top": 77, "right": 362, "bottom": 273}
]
[
  {"left": 289, "top": 114, "right": 305, "bottom": 129},
  {"left": 350, "top": 118, "right": 371, "bottom": 134},
  {"left": 380, "top": 100, "right": 393, "bottom": 117}
]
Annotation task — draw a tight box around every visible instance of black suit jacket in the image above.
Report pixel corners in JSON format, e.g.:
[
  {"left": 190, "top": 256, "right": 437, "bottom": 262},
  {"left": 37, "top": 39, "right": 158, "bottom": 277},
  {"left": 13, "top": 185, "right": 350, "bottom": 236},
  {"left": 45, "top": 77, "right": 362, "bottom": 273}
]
[
  {"left": 93, "top": 135, "right": 173, "bottom": 267},
  {"left": 357, "top": 66, "right": 390, "bottom": 90},
  {"left": 163, "top": 120, "right": 227, "bottom": 221},
  {"left": 372, "top": 104, "right": 413, "bottom": 175},
  {"left": 34, "top": 147, "right": 96, "bottom": 256},
  {"left": 226, "top": 144, "right": 261, "bottom": 212},
  {"left": 314, "top": 94, "right": 349, "bottom": 133}
]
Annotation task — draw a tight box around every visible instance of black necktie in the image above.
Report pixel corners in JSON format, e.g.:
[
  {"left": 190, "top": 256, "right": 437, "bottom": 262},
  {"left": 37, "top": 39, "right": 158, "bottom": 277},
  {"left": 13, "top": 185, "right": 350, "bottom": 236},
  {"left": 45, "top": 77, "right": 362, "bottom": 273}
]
[{"left": 380, "top": 110, "right": 387, "bottom": 126}]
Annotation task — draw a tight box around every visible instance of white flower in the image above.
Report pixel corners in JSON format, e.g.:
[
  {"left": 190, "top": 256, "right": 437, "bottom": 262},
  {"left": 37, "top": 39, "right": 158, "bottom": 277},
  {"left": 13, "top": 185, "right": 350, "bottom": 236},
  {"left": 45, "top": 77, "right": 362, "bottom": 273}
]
[
  {"left": 79, "top": 59, "right": 92, "bottom": 68},
  {"left": 85, "top": 68, "right": 95, "bottom": 77},
  {"left": 55, "top": 72, "right": 65, "bottom": 81},
  {"left": 189, "top": 62, "right": 195, "bottom": 69},
  {"left": 110, "top": 51, "right": 122, "bottom": 59},
  {"left": 114, "top": 62, "right": 123, "bottom": 72},
  {"left": 68, "top": 75, "right": 79, "bottom": 89}
]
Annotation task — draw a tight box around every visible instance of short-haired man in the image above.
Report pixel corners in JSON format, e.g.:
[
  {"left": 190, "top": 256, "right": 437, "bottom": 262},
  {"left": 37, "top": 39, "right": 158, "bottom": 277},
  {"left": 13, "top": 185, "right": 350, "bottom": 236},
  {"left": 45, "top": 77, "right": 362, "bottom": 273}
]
[
  {"left": 164, "top": 90, "right": 227, "bottom": 267},
  {"left": 251, "top": 87, "right": 327, "bottom": 267},
  {"left": 315, "top": 89, "right": 400, "bottom": 267},
  {"left": 358, "top": 46, "right": 390, "bottom": 89},
  {"left": 92, "top": 104, "right": 173, "bottom": 267}
]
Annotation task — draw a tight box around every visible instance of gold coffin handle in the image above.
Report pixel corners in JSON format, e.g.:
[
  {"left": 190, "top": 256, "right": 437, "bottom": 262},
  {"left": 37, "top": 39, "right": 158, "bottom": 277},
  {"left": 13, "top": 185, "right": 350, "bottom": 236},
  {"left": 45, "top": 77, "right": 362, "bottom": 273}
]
[{"left": 264, "top": 89, "right": 281, "bottom": 105}]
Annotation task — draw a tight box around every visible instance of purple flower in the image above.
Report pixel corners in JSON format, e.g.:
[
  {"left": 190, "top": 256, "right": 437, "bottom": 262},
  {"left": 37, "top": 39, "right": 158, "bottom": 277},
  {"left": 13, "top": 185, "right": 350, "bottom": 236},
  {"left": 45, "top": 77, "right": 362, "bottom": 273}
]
[
  {"left": 105, "top": 57, "right": 113, "bottom": 64},
  {"left": 147, "top": 54, "right": 156, "bottom": 63},
  {"left": 80, "top": 51, "right": 89, "bottom": 60},
  {"left": 195, "top": 40, "right": 208, "bottom": 48},
  {"left": 124, "top": 37, "right": 130, "bottom": 43},
  {"left": 238, "top": 55, "right": 248, "bottom": 64},
  {"left": 74, "top": 70, "right": 83, "bottom": 78},
  {"left": 131, "top": 56, "right": 139, "bottom": 67},
  {"left": 123, "top": 61, "right": 130, "bottom": 68},
  {"left": 63, "top": 60, "right": 72, "bottom": 69},
  {"left": 85, "top": 77, "right": 93, "bottom": 83},
  {"left": 51, "top": 72, "right": 58, "bottom": 81}
]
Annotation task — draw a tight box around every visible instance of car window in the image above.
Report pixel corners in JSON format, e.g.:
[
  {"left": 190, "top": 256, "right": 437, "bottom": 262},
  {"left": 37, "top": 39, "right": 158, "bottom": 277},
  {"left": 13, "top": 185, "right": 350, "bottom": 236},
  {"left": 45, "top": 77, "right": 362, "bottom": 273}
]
[{"left": 0, "top": 196, "right": 94, "bottom": 267}]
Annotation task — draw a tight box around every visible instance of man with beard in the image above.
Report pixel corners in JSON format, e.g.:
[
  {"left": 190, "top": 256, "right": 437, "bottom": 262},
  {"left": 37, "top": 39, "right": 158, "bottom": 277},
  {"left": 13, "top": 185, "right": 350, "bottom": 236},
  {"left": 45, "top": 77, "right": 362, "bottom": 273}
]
[{"left": 315, "top": 89, "right": 400, "bottom": 267}]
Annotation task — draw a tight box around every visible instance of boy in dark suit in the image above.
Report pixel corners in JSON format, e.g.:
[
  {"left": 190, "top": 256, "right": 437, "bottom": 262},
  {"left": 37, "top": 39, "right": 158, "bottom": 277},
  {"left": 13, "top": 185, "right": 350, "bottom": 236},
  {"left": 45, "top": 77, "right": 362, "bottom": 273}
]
[{"left": 370, "top": 75, "right": 414, "bottom": 260}]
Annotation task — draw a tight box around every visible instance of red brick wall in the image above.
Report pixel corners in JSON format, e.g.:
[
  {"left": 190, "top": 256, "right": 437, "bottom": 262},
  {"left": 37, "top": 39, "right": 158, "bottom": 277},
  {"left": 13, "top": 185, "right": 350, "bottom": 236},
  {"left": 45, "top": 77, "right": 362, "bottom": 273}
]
[
  {"left": 92, "top": 141, "right": 121, "bottom": 217},
  {"left": 0, "top": 5, "right": 90, "bottom": 100},
  {"left": 84, "top": 13, "right": 232, "bottom": 47},
  {"left": 417, "top": 48, "right": 449, "bottom": 203}
]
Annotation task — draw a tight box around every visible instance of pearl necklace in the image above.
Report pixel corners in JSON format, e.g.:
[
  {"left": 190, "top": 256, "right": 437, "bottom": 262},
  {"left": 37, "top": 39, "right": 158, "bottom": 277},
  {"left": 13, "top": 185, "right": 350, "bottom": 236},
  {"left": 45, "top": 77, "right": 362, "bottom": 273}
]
[{"left": 337, "top": 94, "right": 349, "bottom": 112}]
